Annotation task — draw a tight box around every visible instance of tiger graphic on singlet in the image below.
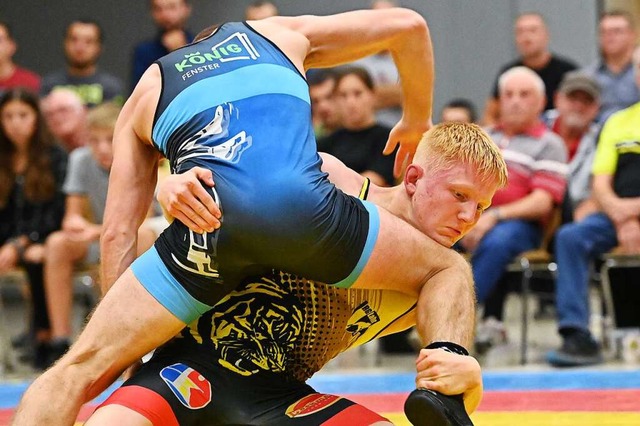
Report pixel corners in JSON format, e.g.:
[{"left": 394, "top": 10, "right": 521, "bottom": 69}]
[{"left": 165, "top": 179, "right": 416, "bottom": 382}]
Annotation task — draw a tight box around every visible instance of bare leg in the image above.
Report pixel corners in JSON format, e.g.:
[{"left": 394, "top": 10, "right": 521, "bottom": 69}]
[
  {"left": 44, "top": 231, "right": 89, "bottom": 339},
  {"left": 11, "top": 269, "right": 185, "bottom": 426}
]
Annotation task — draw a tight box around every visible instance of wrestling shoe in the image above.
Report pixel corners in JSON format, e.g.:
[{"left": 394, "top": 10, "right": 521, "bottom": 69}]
[{"left": 404, "top": 388, "right": 473, "bottom": 426}]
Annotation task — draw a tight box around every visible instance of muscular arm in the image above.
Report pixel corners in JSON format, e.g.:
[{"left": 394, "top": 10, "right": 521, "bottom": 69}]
[
  {"left": 374, "top": 83, "right": 403, "bottom": 110},
  {"left": 260, "top": 8, "right": 434, "bottom": 174},
  {"left": 100, "top": 71, "right": 159, "bottom": 294},
  {"left": 318, "top": 153, "right": 367, "bottom": 196}
]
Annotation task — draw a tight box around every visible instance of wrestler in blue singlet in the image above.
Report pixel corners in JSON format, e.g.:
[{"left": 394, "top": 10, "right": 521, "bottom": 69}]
[{"left": 131, "top": 22, "right": 380, "bottom": 323}]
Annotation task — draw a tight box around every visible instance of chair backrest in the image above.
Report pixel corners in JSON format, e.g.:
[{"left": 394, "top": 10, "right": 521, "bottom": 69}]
[{"left": 540, "top": 207, "right": 562, "bottom": 251}]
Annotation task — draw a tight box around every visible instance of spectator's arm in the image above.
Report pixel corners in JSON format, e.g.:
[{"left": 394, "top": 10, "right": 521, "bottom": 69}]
[
  {"left": 592, "top": 174, "right": 640, "bottom": 225},
  {"left": 374, "top": 83, "right": 403, "bottom": 110},
  {"left": 495, "top": 189, "right": 554, "bottom": 221},
  {"left": 61, "top": 194, "right": 91, "bottom": 229},
  {"left": 573, "top": 196, "right": 600, "bottom": 221},
  {"left": 614, "top": 218, "right": 640, "bottom": 254}
]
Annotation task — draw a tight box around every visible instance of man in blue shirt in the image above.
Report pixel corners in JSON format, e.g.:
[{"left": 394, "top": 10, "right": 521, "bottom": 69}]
[{"left": 131, "top": 0, "right": 193, "bottom": 90}]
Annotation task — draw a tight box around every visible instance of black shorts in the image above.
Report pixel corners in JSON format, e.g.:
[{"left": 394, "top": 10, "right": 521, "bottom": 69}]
[
  {"left": 99, "top": 343, "right": 390, "bottom": 425},
  {"left": 130, "top": 181, "right": 380, "bottom": 324}
]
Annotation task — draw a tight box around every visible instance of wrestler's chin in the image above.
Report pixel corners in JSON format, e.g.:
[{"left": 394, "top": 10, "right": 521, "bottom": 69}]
[
  {"left": 432, "top": 233, "right": 456, "bottom": 248},
  {"left": 432, "top": 229, "right": 462, "bottom": 248}
]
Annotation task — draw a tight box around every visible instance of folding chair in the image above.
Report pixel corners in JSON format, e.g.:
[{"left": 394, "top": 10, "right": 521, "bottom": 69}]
[
  {"left": 599, "top": 251, "right": 640, "bottom": 355},
  {"left": 0, "top": 270, "right": 28, "bottom": 375},
  {"left": 506, "top": 209, "right": 561, "bottom": 365}
]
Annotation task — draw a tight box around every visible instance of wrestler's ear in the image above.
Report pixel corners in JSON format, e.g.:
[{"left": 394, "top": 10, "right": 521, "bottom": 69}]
[{"left": 404, "top": 164, "right": 424, "bottom": 197}]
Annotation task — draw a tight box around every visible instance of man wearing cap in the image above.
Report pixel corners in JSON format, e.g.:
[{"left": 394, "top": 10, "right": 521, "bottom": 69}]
[
  {"left": 547, "top": 48, "right": 640, "bottom": 367},
  {"left": 543, "top": 71, "right": 601, "bottom": 224}
]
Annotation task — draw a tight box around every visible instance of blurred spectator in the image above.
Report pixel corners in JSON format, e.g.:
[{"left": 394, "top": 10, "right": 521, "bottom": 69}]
[
  {"left": 462, "top": 67, "right": 567, "bottom": 350},
  {"left": 309, "top": 68, "right": 341, "bottom": 140},
  {"left": 41, "top": 88, "right": 88, "bottom": 152},
  {"left": 583, "top": 10, "right": 640, "bottom": 124},
  {"left": 42, "top": 103, "right": 157, "bottom": 367},
  {"left": 131, "top": 0, "right": 193, "bottom": 90},
  {"left": 482, "top": 12, "right": 577, "bottom": 126},
  {"left": 544, "top": 72, "right": 601, "bottom": 224},
  {"left": 0, "top": 88, "right": 67, "bottom": 370},
  {"left": 480, "top": 72, "right": 603, "bottom": 347},
  {"left": 351, "top": 0, "right": 404, "bottom": 128},
  {"left": 41, "top": 19, "right": 124, "bottom": 108},
  {"left": 318, "top": 66, "right": 395, "bottom": 187},
  {"left": 245, "top": 1, "right": 279, "bottom": 20},
  {"left": 440, "top": 98, "right": 477, "bottom": 123},
  {"left": 0, "top": 21, "right": 40, "bottom": 94},
  {"left": 547, "top": 48, "right": 640, "bottom": 367}
]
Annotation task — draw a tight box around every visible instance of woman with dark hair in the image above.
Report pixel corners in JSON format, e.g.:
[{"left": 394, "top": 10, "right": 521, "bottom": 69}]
[
  {"left": 0, "top": 88, "right": 67, "bottom": 369},
  {"left": 317, "top": 66, "right": 396, "bottom": 187}
]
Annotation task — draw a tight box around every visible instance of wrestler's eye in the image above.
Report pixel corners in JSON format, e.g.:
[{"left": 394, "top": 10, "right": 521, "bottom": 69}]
[{"left": 453, "top": 191, "right": 466, "bottom": 201}]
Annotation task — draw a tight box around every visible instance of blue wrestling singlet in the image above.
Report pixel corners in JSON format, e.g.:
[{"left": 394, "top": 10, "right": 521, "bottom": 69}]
[{"left": 131, "top": 22, "right": 380, "bottom": 323}]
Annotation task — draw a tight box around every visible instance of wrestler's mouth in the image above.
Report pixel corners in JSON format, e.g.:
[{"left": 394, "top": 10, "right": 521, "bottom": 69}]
[{"left": 444, "top": 227, "right": 462, "bottom": 237}]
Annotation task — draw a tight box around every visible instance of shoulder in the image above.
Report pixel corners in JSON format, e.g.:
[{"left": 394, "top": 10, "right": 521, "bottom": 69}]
[
  {"left": 49, "top": 143, "right": 69, "bottom": 160},
  {"left": 134, "top": 38, "right": 160, "bottom": 52},
  {"left": 127, "top": 65, "right": 162, "bottom": 143},
  {"left": 247, "top": 18, "right": 310, "bottom": 62},
  {"left": 69, "top": 146, "right": 92, "bottom": 164},
  {"left": 41, "top": 70, "right": 66, "bottom": 89},
  {"left": 602, "top": 102, "right": 640, "bottom": 132},
  {"left": 15, "top": 67, "right": 40, "bottom": 80},
  {"left": 540, "top": 129, "right": 567, "bottom": 156},
  {"left": 95, "top": 71, "right": 124, "bottom": 87},
  {"left": 550, "top": 55, "right": 578, "bottom": 70},
  {"left": 498, "top": 58, "right": 522, "bottom": 73}
]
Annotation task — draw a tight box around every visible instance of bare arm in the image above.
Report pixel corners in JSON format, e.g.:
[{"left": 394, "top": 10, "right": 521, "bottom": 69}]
[
  {"left": 461, "top": 189, "right": 553, "bottom": 252},
  {"left": 61, "top": 195, "right": 89, "bottom": 228},
  {"left": 494, "top": 188, "right": 554, "bottom": 221},
  {"left": 374, "top": 83, "right": 403, "bottom": 110},
  {"left": 100, "top": 79, "right": 159, "bottom": 294},
  {"left": 573, "top": 197, "right": 600, "bottom": 222},
  {"left": 593, "top": 174, "right": 640, "bottom": 225},
  {"left": 263, "top": 8, "right": 434, "bottom": 175}
]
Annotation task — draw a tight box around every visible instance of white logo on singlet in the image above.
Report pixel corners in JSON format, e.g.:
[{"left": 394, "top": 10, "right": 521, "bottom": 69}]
[
  {"left": 175, "top": 104, "right": 252, "bottom": 167},
  {"left": 171, "top": 186, "right": 221, "bottom": 278}
]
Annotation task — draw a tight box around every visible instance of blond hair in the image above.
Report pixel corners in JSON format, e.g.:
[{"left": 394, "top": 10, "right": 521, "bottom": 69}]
[
  {"left": 87, "top": 102, "right": 121, "bottom": 131},
  {"left": 414, "top": 122, "right": 508, "bottom": 188}
]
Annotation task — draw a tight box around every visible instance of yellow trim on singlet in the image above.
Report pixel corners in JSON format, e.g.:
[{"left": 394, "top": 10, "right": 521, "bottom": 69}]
[{"left": 358, "top": 178, "right": 370, "bottom": 200}]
